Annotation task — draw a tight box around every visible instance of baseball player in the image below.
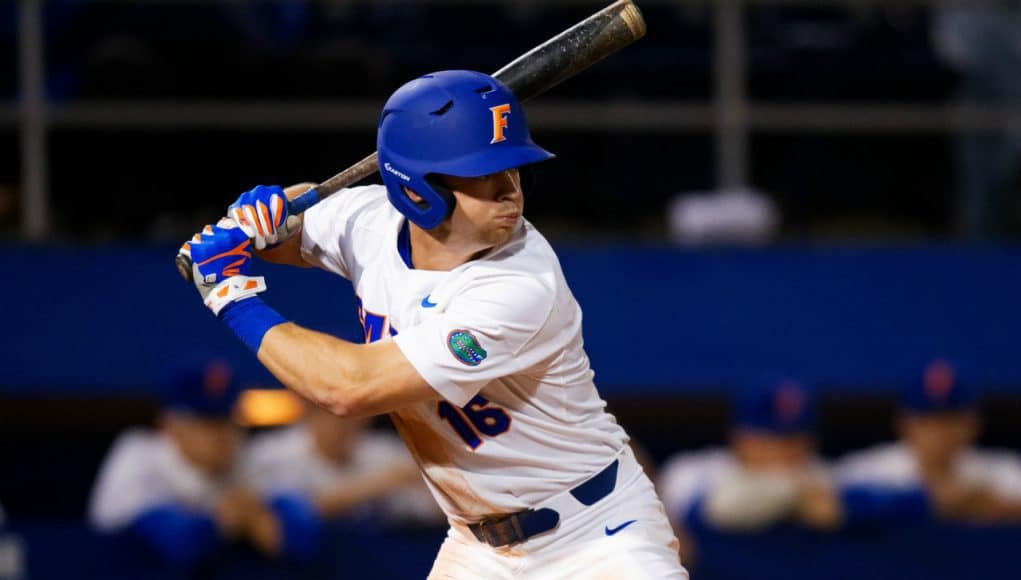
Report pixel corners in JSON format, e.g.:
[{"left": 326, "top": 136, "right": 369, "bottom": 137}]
[
  {"left": 836, "top": 360, "right": 1021, "bottom": 522},
  {"left": 179, "top": 70, "right": 686, "bottom": 579},
  {"left": 88, "top": 363, "right": 283, "bottom": 566}
]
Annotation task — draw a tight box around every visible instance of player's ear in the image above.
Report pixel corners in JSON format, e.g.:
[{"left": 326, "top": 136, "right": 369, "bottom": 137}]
[{"left": 402, "top": 186, "right": 427, "bottom": 206}]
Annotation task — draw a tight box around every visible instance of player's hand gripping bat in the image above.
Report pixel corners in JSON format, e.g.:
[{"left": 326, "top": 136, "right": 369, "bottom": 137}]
[{"left": 177, "top": 0, "right": 646, "bottom": 281}]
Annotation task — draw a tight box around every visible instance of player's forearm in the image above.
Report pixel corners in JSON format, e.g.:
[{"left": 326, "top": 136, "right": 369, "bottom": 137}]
[
  {"left": 257, "top": 322, "right": 435, "bottom": 418},
  {"left": 257, "top": 323, "right": 363, "bottom": 415},
  {"left": 192, "top": 221, "right": 435, "bottom": 416}
]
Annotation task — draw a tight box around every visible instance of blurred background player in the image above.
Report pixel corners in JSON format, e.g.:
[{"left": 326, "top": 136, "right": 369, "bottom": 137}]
[
  {"left": 657, "top": 380, "right": 832, "bottom": 560},
  {"left": 657, "top": 379, "right": 934, "bottom": 564},
  {"left": 837, "top": 360, "right": 1021, "bottom": 523},
  {"left": 241, "top": 401, "right": 443, "bottom": 558},
  {"left": 87, "top": 362, "right": 279, "bottom": 567}
]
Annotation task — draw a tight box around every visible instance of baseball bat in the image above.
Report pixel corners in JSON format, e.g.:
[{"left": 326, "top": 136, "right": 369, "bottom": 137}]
[{"left": 178, "top": 0, "right": 646, "bottom": 281}]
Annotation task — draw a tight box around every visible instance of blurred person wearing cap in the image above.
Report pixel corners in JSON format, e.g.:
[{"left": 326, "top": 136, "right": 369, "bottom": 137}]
[
  {"left": 836, "top": 361, "right": 1021, "bottom": 523},
  {"left": 87, "top": 362, "right": 279, "bottom": 567},
  {"left": 239, "top": 403, "right": 443, "bottom": 558},
  {"left": 658, "top": 380, "right": 831, "bottom": 545},
  {"left": 657, "top": 379, "right": 930, "bottom": 562}
]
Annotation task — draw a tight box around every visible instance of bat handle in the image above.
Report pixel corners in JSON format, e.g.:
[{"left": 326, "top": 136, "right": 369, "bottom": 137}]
[
  {"left": 176, "top": 252, "right": 195, "bottom": 282},
  {"left": 287, "top": 186, "right": 321, "bottom": 215}
]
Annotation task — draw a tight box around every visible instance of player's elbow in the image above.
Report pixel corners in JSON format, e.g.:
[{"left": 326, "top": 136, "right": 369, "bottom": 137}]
[
  {"left": 309, "top": 382, "right": 357, "bottom": 418},
  {"left": 311, "top": 360, "right": 372, "bottom": 418},
  {"left": 316, "top": 392, "right": 355, "bottom": 418}
]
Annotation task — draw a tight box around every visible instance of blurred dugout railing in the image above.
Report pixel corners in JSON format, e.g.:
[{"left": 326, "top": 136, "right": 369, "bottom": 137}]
[{"left": 6, "top": 0, "right": 1021, "bottom": 239}]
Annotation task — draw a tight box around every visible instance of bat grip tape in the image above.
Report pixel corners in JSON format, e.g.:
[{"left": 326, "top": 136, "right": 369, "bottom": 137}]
[{"left": 287, "top": 187, "right": 321, "bottom": 215}]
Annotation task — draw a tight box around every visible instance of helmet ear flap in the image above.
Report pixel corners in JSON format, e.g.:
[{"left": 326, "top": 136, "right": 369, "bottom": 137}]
[{"left": 424, "top": 174, "right": 457, "bottom": 221}]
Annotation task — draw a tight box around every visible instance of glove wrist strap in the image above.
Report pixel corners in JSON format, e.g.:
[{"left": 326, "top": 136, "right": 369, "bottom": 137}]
[{"left": 204, "top": 275, "right": 267, "bottom": 316}]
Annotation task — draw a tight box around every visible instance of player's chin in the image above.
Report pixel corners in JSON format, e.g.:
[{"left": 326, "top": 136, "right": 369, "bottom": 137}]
[{"left": 481, "top": 222, "right": 517, "bottom": 246}]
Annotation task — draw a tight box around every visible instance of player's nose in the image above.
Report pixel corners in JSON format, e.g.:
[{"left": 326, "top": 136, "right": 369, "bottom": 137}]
[{"left": 494, "top": 169, "right": 522, "bottom": 201}]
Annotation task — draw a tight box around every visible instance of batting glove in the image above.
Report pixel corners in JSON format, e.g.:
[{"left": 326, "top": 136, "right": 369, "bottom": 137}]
[
  {"left": 228, "top": 184, "right": 301, "bottom": 250},
  {"left": 180, "top": 218, "right": 267, "bottom": 315}
]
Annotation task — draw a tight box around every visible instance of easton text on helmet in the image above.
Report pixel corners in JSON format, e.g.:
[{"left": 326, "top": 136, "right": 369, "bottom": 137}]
[{"left": 383, "top": 162, "right": 411, "bottom": 182}]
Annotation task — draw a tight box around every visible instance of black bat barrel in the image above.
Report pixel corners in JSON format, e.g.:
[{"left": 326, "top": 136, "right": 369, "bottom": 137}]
[{"left": 494, "top": 0, "right": 646, "bottom": 103}]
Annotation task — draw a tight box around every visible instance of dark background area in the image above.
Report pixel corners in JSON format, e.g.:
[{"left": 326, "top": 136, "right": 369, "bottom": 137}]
[{"left": 0, "top": 1, "right": 974, "bottom": 241}]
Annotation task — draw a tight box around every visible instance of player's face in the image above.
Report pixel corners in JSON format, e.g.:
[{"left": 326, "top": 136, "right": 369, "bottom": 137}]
[
  {"left": 900, "top": 412, "right": 978, "bottom": 471},
  {"left": 732, "top": 431, "right": 814, "bottom": 471},
  {"left": 440, "top": 168, "right": 524, "bottom": 247},
  {"left": 165, "top": 414, "right": 240, "bottom": 475}
]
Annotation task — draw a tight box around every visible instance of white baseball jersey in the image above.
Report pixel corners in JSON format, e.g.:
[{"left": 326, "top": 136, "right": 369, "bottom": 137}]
[
  {"left": 835, "top": 442, "right": 1021, "bottom": 500},
  {"left": 241, "top": 423, "right": 441, "bottom": 523},
  {"left": 300, "top": 185, "right": 629, "bottom": 524},
  {"left": 88, "top": 429, "right": 235, "bottom": 531}
]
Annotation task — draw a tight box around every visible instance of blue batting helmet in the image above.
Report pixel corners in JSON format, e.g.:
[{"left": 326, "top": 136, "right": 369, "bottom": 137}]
[{"left": 377, "top": 70, "right": 555, "bottom": 229}]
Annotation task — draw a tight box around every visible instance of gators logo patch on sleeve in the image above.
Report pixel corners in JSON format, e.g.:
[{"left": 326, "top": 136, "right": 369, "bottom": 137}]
[{"left": 447, "top": 330, "right": 487, "bottom": 366}]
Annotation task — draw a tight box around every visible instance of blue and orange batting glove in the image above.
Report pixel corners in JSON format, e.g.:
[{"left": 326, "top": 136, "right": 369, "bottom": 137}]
[
  {"left": 179, "top": 219, "right": 268, "bottom": 316},
  {"left": 228, "top": 184, "right": 300, "bottom": 250}
]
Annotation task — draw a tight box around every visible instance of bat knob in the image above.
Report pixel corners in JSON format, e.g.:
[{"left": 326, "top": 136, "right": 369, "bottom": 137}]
[{"left": 176, "top": 254, "right": 194, "bottom": 282}]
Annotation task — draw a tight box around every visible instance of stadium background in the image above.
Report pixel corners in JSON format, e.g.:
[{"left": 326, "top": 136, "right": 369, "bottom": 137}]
[{"left": 1, "top": 0, "right": 1021, "bottom": 578}]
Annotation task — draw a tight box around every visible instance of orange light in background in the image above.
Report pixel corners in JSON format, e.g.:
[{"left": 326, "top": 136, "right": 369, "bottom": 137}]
[{"left": 236, "top": 389, "right": 305, "bottom": 427}]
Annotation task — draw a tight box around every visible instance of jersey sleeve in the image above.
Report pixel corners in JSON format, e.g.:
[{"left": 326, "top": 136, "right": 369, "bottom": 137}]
[
  {"left": 299, "top": 185, "right": 385, "bottom": 280},
  {"left": 392, "top": 273, "right": 556, "bottom": 407}
]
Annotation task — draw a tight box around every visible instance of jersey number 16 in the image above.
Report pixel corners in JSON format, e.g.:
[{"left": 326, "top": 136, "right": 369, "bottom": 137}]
[{"left": 438, "top": 395, "right": 511, "bottom": 450}]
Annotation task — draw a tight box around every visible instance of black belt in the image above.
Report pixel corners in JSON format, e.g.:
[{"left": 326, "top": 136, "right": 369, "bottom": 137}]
[{"left": 468, "top": 459, "right": 619, "bottom": 547}]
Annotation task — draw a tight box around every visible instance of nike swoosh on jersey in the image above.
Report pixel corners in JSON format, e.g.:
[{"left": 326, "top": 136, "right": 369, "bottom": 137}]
[
  {"left": 604, "top": 520, "right": 637, "bottom": 536},
  {"left": 421, "top": 295, "right": 438, "bottom": 308}
]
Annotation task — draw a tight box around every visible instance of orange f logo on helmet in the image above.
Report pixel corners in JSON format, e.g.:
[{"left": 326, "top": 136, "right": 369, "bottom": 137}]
[{"left": 490, "top": 104, "right": 511, "bottom": 144}]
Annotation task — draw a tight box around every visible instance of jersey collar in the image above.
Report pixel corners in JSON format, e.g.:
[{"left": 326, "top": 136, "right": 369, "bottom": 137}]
[{"left": 397, "top": 218, "right": 414, "bottom": 269}]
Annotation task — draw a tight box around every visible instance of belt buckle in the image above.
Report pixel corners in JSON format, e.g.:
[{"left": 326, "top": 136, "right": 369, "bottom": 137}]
[
  {"left": 475, "top": 518, "right": 494, "bottom": 545},
  {"left": 477, "top": 514, "right": 521, "bottom": 547}
]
